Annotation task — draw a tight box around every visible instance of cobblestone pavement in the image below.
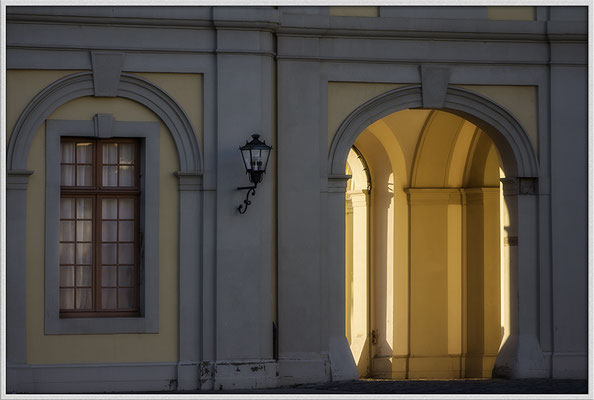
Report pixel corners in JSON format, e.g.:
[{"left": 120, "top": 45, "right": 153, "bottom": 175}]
[{"left": 194, "top": 378, "right": 589, "bottom": 395}]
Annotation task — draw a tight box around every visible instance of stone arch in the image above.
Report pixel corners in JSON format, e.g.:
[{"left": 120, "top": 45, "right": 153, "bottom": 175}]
[
  {"left": 7, "top": 71, "right": 202, "bottom": 173},
  {"left": 328, "top": 84, "right": 546, "bottom": 380},
  {"left": 328, "top": 85, "right": 538, "bottom": 179}
]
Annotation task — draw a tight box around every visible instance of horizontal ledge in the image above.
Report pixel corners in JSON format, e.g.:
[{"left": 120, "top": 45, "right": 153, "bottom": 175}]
[
  {"left": 7, "top": 169, "right": 34, "bottom": 176},
  {"left": 174, "top": 171, "right": 203, "bottom": 177}
]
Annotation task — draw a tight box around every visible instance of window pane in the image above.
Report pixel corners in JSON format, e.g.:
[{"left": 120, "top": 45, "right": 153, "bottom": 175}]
[
  {"left": 60, "top": 198, "right": 74, "bottom": 219},
  {"left": 102, "top": 288, "right": 117, "bottom": 309},
  {"left": 76, "top": 265, "right": 92, "bottom": 286},
  {"left": 119, "top": 143, "right": 135, "bottom": 164},
  {"left": 102, "top": 221, "right": 117, "bottom": 242},
  {"left": 102, "top": 266, "right": 117, "bottom": 287},
  {"left": 118, "top": 288, "right": 135, "bottom": 309},
  {"left": 102, "top": 198, "right": 118, "bottom": 219},
  {"left": 119, "top": 166, "right": 134, "bottom": 187},
  {"left": 76, "top": 288, "right": 93, "bottom": 310},
  {"left": 76, "top": 221, "right": 92, "bottom": 242},
  {"left": 119, "top": 199, "right": 134, "bottom": 219},
  {"left": 60, "top": 266, "right": 75, "bottom": 286},
  {"left": 60, "top": 221, "right": 74, "bottom": 242},
  {"left": 61, "top": 142, "right": 75, "bottom": 163},
  {"left": 102, "top": 244, "right": 117, "bottom": 265},
  {"left": 60, "top": 288, "right": 74, "bottom": 309},
  {"left": 60, "top": 243, "right": 74, "bottom": 265},
  {"left": 103, "top": 143, "right": 118, "bottom": 164},
  {"left": 76, "top": 198, "right": 92, "bottom": 219},
  {"left": 119, "top": 221, "right": 134, "bottom": 242},
  {"left": 61, "top": 165, "right": 75, "bottom": 186},
  {"left": 119, "top": 244, "right": 134, "bottom": 265},
  {"left": 76, "top": 243, "right": 92, "bottom": 265},
  {"left": 102, "top": 166, "right": 118, "bottom": 187},
  {"left": 76, "top": 142, "right": 93, "bottom": 163},
  {"left": 118, "top": 266, "right": 135, "bottom": 286},
  {"left": 76, "top": 165, "right": 93, "bottom": 186}
]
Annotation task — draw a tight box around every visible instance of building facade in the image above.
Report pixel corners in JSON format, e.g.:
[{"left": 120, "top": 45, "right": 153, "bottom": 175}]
[{"left": 5, "top": 6, "right": 588, "bottom": 392}]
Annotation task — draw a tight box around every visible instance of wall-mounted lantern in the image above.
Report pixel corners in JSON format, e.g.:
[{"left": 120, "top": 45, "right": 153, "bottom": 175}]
[{"left": 237, "top": 134, "right": 272, "bottom": 214}]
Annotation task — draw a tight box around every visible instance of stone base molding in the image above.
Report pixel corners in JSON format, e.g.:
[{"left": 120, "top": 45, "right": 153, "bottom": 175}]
[
  {"left": 277, "top": 357, "right": 331, "bottom": 386},
  {"left": 7, "top": 362, "right": 179, "bottom": 393}
]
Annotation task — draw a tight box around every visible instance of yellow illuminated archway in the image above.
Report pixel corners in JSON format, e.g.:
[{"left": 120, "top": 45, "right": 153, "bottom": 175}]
[{"left": 345, "top": 109, "right": 508, "bottom": 379}]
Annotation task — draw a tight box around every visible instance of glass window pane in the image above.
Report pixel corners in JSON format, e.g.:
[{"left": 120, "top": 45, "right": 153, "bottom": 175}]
[
  {"left": 118, "top": 266, "right": 135, "bottom": 286},
  {"left": 60, "top": 288, "right": 74, "bottom": 309},
  {"left": 61, "top": 165, "right": 75, "bottom": 186},
  {"left": 118, "top": 288, "right": 135, "bottom": 309},
  {"left": 60, "top": 221, "right": 75, "bottom": 242},
  {"left": 60, "top": 198, "right": 74, "bottom": 219},
  {"left": 76, "top": 198, "right": 92, "bottom": 219},
  {"left": 101, "top": 288, "right": 117, "bottom": 309},
  {"left": 102, "top": 166, "right": 118, "bottom": 187},
  {"left": 119, "top": 221, "right": 134, "bottom": 242},
  {"left": 119, "top": 199, "right": 134, "bottom": 219},
  {"left": 119, "top": 143, "right": 135, "bottom": 164},
  {"left": 76, "top": 288, "right": 93, "bottom": 310},
  {"left": 76, "top": 142, "right": 93, "bottom": 163},
  {"left": 76, "top": 221, "right": 92, "bottom": 242},
  {"left": 102, "top": 198, "right": 118, "bottom": 219},
  {"left": 60, "top": 266, "right": 75, "bottom": 286},
  {"left": 103, "top": 143, "right": 118, "bottom": 164},
  {"left": 119, "top": 244, "right": 134, "bottom": 265},
  {"left": 119, "top": 166, "right": 134, "bottom": 187},
  {"left": 76, "top": 265, "right": 92, "bottom": 286},
  {"left": 76, "top": 165, "right": 93, "bottom": 186},
  {"left": 61, "top": 142, "right": 75, "bottom": 163},
  {"left": 60, "top": 243, "right": 74, "bottom": 265},
  {"left": 102, "top": 221, "right": 117, "bottom": 242},
  {"left": 102, "top": 244, "right": 117, "bottom": 265},
  {"left": 102, "top": 266, "right": 117, "bottom": 287},
  {"left": 76, "top": 243, "right": 92, "bottom": 265}
]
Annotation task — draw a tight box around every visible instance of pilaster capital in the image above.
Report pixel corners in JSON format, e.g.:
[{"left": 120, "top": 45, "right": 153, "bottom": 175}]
[
  {"left": 7, "top": 170, "right": 34, "bottom": 190},
  {"left": 347, "top": 190, "right": 369, "bottom": 207},
  {"left": 405, "top": 187, "right": 461, "bottom": 205},
  {"left": 327, "top": 174, "right": 351, "bottom": 193},
  {"left": 461, "top": 187, "right": 499, "bottom": 204},
  {"left": 501, "top": 177, "right": 538, "bottom": 196}
]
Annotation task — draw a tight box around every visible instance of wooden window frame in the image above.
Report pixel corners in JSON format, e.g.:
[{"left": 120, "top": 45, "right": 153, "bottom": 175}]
[{"left": 59, "top": 138, "right": 141, "bottom": 318}]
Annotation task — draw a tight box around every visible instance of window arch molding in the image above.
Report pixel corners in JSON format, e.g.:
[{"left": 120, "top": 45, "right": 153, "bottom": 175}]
[{"left": 7, "top": 71, "right": 203, "bottom": 174}]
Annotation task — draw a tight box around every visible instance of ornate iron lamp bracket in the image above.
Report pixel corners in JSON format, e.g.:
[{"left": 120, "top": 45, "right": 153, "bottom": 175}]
[{"left": 237, "top": 185, "right": 257, "bottom": 214}]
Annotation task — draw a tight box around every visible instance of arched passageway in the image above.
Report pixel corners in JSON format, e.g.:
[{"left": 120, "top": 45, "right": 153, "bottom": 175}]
[
  {"left": 345, "top": 109, "right": 506, "bottom": 379},
  {"left": 328, "top": 85, "right": 545, "bottom": 381}
]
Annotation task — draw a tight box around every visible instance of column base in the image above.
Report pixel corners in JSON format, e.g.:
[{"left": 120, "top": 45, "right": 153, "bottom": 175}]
[
  {"left": 329, "top": 335, "right": 359, "bottom": 381},
  {"left": 492, "top": 334, "right": 548, "bottom": 378},
  {"left": 408, "top": 355, "right": 463, "bottom": 379},
  {"left": 277, "top": 356, "right": 330, "bottom": 386},
  {"left": 209, "top": 359, "right": 278, "bottom": 390},
  {"left": 371, "top": 356, "right": 407, "bottom": 379}
]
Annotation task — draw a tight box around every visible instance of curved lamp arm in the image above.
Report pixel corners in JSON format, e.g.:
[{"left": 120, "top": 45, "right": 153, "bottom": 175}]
[{"left": 237, "top": 185, "right": 257, "bottom": 214}]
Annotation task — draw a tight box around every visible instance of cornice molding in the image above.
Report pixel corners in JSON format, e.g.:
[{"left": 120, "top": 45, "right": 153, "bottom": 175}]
[{"left": 6, "top": 7, "right": 586, "bottom": 43}]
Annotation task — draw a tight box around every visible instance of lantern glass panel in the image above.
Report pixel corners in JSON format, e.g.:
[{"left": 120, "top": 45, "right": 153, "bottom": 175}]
[{"left": 241, "top": 149, "right": 252, "bottom": 172}]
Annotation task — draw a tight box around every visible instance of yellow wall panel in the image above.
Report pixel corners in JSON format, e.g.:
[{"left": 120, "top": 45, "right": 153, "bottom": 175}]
[
  {"left": 328, "top": 82, "right": 407, "bottom": 148},
  {"left": 455, "top": 85, "right": 538, "bottom": 153},
  {"left": 487, "top": 6, "right": 535, "bottom": 21},
  {"left": 330, "top": 7, "right": 379, "bottom": 17},
  {"left": 6, "top": 70, "right": 82, "bottom": 143}
]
